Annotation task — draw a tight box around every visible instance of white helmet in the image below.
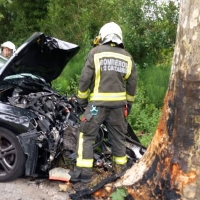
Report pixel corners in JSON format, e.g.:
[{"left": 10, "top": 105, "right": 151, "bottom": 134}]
[
  {"left": 1, "top": 41, "right": 16, "bottom": 52},
  {"left": 99, "top": 22, "right": 123, "bottom": 46}
]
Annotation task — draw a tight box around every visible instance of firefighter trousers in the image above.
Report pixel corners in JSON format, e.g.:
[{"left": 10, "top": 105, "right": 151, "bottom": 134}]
[{"left": 76, "top": 103, "right": 128, "bottom": 169}]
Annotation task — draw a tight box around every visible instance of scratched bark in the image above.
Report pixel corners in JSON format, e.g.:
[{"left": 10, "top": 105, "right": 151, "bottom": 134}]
[{"left": 94, "top": 1, "right": 200, "bottom": 199}]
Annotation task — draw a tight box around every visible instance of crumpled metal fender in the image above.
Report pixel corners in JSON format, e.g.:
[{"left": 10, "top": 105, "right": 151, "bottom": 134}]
[
  {"left": 17, "top": 130, "right": 38, "bottom": 176},
  {"left": 0, "top": 102, "right": 38, "bottom": 134},
  {"left": 0, "top": 103, "right": 39, "bottom": 176}
]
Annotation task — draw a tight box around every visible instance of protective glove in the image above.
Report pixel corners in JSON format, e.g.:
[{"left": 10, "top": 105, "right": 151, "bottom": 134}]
[
  {"left": 77, "top": 98, "right": 88, "bottom": 108},
  {"left": 127, "top": 103, "right": 132, "bottom": 115}
]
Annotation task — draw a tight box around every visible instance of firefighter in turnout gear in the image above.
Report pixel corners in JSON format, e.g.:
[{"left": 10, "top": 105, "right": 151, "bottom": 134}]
[{"left": 69, "top": 22, "right": 137, "bottom": 184}]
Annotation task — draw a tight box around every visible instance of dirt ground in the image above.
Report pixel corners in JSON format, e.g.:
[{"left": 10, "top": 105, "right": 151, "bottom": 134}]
[{"left": 0, "top": 177, "right": 76, "bottom": 200}]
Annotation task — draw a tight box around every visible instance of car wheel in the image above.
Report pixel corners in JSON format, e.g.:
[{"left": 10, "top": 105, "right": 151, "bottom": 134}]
[{"left": 0, "top": 127, "right": 26, "bottom": 182}]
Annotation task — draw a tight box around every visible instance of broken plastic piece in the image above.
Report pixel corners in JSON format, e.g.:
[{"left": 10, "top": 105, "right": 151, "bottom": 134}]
[
  {"left": 131, "top": 145, "right": 143, "bottom": 159},
  {"left": 49, "top": 167, "right": 71, "bottom": 182}
]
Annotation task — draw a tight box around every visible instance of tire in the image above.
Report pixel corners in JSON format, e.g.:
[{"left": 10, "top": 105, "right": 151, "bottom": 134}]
[{"left": 0, "top": 127, "right": 26, "bottom": 182}]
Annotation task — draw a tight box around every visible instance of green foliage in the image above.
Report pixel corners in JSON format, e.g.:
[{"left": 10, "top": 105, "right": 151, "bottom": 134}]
[
  {"left": 41, "top": 0, "right": 121, "bottom": 48},
  {"left": 110, "top": 187, "right": 128, "bottom": 200},
  {"left": 0, "top": 0, "right": 49, "bottom": 46},
  {"left": 119, "top": 0, "right": 179, "bottom": 66},
  {"left": 65, "top": 75, "right": 80, "bottom": 95},
  {"left": 127, "top": 86, "right": 161, "bottom": 146},
  {"left": 52, "top": 50, "right": 85, "bottom": 95},
  {"left": 138, "top": 64, "right": 171, "bottom": 107},
  {"left": 0, "top": 0, "right": 179, "bottom": 63},
  {"left": 139, "top": 132, "right": 154, "bottom": 147}
]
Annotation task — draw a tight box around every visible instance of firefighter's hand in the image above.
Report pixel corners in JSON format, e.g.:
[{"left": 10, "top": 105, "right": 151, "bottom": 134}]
[
  {"left": 77, "top": 98, "right": 88, "bottom": 108},
  {"left": 127, "top": 103, "right": 132, "bottom": 115}
]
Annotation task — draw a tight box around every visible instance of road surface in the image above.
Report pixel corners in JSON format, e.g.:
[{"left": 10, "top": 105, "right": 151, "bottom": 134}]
[{"left": 0, "top": 177, "right": 74, "bottom": 200}]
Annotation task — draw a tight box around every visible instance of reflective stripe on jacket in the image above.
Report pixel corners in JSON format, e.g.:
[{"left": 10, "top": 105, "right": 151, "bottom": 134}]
[{"left": 78, "top": 44, "right": 137, "bottom": 107}]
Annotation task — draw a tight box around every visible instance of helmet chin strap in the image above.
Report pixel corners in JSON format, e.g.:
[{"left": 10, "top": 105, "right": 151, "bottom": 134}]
[{"left": 93, "top": 35, "right": 101, "bottom": 46}]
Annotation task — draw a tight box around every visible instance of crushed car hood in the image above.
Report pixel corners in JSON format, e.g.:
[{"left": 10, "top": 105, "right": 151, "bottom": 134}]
[{"left": 0, "top": 32, "right": 80, "bottom": 83}]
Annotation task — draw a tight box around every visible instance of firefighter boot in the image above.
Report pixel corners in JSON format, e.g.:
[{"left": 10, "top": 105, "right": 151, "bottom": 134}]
[{"left": 69, "top": 166, "right": 92, "bottom": 183}]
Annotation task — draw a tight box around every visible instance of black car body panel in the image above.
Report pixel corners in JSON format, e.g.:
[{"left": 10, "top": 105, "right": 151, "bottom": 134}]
[
  {"left": 0, "top": 102, "right": 37, "bottom": 134},
  {"left": 18, "top": 130, "right": 39, "bottom": 176},
  {"left": 0, "top": 32, "right": 80, "bottom": 83}
]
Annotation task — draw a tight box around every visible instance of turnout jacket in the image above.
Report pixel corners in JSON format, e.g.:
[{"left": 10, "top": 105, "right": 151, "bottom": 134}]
[{"left": 78, "top": 44, "right": 137, "bottom": 107}]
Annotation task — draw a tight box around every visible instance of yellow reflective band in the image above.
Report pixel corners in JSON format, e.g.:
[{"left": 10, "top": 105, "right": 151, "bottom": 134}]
[
  {"left": 78, "top": 90, "right": 89, "bottom": 99},
  {"left": 126, "top": 94, "right": 134, "bottom": 102},
  {"left": 124, "top": 60, "right": 132, "bottom": 80},
  {"left": 110, "top": 43, "right": 116, "bottom": 47},
  {"left": 94, "top": 52, "right": 132, "bottom": 92},
  {"left": 76, "top": 132, "right": 94, "bottom": 168},
  {"left": 113, "top": 155, "right": 127, "bottom": 165},
  {"left": 90, "top": 92, "right": 126, "bottom": 101},
  {"left": 94, "top": 55, "right": 101, "bottom": 93},
  {"left": 77, "top": 132, "right": 84, "bottom": 160},
  {"left": 76, "top": 158, "right": 93, "bottom": 168}
]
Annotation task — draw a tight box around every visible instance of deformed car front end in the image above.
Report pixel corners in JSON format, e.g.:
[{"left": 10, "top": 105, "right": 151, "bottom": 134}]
[{"left": 0, "top": 32, "right": 80, "bottom": 181}]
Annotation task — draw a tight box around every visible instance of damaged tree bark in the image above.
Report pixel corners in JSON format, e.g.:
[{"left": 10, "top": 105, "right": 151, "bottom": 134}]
[{"left": 102, "top": 1, "right": 200, "bottom": 199}]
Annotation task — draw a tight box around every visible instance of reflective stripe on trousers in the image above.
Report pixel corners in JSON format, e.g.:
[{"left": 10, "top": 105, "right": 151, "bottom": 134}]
[
  {"left": 76, "top": 132, "right": 93, "bottom": 168},
  {"left": 112, "top": 155, "right": 127, "bottom": 165}
]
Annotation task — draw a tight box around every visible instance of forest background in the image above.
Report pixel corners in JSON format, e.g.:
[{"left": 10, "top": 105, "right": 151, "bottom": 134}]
[{"left": 0, "top": 0, "right": 179, "bottom": 146}]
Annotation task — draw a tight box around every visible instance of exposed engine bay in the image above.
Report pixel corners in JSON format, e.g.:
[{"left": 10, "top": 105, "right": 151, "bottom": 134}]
[{"left": 0, "top": 74, "right": 80, "bottom": 175}]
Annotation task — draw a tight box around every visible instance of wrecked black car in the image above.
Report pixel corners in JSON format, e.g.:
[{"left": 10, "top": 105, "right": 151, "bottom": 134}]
[
  {"left": 0, "top": 32, "right": 146, "bottom": 183},
  {"left": 0, "top": 32, "right": 80, "bottom": 181}
]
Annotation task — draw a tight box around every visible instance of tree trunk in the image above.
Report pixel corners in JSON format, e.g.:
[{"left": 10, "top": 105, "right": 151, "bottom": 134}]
[{"left": 101, "top": 1, "right": 200, "bottom": 199}]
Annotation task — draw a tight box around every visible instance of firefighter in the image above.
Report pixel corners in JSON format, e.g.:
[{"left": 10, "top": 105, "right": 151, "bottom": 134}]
[
  {"left": 69, "top": 22, "right": 137, "bottom": 184},
  {"left": 1, "top": 41, "right": 16, "bottom": 58}
]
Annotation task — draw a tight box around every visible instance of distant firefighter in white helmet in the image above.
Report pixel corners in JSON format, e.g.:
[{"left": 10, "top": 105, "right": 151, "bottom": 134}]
[{"left": 1, "top": 41, "right": 16, "bottom": 58}]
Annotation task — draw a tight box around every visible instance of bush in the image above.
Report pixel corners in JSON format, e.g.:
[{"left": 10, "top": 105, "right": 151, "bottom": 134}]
[
  {"left": 138, "top": 64, "right": 171, "bottom": 107},
  {"left": 52, "top": 50, "right": 85, "bottom": 95},
  {"left": 127, "top": 86, "right": 161, "bottom": 146}
]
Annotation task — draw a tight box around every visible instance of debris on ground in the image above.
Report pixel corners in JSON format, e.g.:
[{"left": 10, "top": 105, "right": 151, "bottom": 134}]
[
  {"left": 58, "top": 182, "right": 73, "bottom": 192},
  {"left": 49, "top": 167, "right": 71, "bottom": 182}
]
